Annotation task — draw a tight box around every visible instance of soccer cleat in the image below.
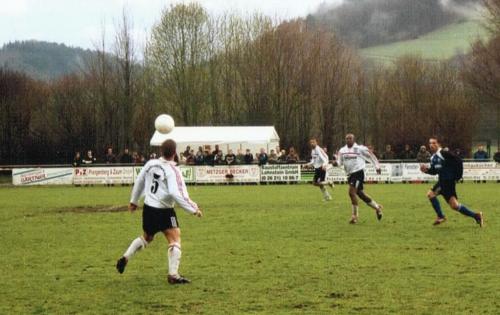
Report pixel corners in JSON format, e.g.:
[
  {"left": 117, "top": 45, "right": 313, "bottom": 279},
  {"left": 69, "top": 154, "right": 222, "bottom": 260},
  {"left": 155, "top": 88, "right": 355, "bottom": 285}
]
[
  {"left": 168, "top": 275, "right": 191, "bottom": 284},
  {"left": 433, "top": 217, "right": 447, "bottom": 226},
  {"left": 475, "top": 211, "right": 484, "bottom": 228},
  {"left": 323, "top": 194, "right": 332, "bottom": 201},
  {"left": 376, "top": 205, "right": 383, "bottom": 221},
  {"left": 349, "top": 216, "right": 358, "bottom": 224},
  {"left": 116, "top": 256, "right": 128, "bottom": 274}
]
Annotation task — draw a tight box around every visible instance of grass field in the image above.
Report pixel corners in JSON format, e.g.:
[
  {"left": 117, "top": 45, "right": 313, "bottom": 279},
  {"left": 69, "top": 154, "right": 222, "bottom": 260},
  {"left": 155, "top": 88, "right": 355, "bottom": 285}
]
[
  {"left": 0, "top": 183, "right": 499, "bottom": 314},
  {"left": 360, "top": 20, "right": 489, "bottom": 63}
]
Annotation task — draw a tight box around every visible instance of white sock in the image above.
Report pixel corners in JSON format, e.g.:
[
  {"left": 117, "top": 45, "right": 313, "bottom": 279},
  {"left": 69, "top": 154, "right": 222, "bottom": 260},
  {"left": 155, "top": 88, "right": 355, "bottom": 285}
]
[
  {"left": 352, "top": 205, "right": 359, "bottom": 217},
  {"left": 123, "top": 236, "right": 148, "bottom": 260},
  {"left": 320, "top": 186, "right": 330, "bottom": 198},
  {"left": 368, "top": 200, "right": 380, "bottom": 210},
  {"left": 168, "top": 243, "right": 182, "bottom": 277}
]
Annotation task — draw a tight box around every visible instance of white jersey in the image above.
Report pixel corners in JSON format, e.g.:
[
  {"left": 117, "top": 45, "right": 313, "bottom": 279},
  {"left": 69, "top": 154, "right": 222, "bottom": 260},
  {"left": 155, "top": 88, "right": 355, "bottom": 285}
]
[
  {"left": 337, "top": 143, "right": 380, "bottom": 175},
  {"left": 130, "top": 158, "right": 198, "bottom": 214},
  {"left": 309, "top": 146, "right": 329, "bottom": 169}
]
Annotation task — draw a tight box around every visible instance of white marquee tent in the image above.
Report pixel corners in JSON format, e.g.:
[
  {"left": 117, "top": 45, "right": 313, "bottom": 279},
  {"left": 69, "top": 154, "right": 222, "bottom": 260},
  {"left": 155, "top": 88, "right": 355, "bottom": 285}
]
[{"left": 150, "top": 126, "right": 281, "bottom": 154}]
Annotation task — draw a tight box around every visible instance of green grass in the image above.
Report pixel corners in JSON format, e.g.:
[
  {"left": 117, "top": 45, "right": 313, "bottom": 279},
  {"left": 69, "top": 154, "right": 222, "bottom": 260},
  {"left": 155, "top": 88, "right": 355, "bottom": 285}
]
[
  {"left": 0, "top": 183, "right": 499, "bottom": 314},
  {"left": 360, "top": 20, "right": 489, "bottom": 63}
]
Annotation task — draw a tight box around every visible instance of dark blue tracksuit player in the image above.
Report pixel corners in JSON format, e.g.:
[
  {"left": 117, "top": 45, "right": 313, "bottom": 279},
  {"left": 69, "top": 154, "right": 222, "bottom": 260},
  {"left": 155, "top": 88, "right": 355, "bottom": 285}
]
[{"left": 420, "top": 136, "right": 484, "bottom": 227}]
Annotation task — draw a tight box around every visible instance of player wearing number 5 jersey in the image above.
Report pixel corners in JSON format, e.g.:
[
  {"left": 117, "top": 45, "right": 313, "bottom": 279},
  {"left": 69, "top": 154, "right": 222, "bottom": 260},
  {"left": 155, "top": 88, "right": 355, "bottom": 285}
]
[
  {"left": 334, "top": 133, "right": 383, "bottom": 224},
  {"left": 116, "top": 139, "right": 203, "bottom": 284}
]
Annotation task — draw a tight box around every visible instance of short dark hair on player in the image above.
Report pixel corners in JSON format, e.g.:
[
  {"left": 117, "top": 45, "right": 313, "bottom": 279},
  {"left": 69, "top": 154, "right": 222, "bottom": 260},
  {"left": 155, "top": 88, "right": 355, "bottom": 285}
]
[
  {"left": 429, "top": 135, "right": 441, "bottom": 144},
  {"left": 161, "top": 139, "right": 177, "bottom": 159}
]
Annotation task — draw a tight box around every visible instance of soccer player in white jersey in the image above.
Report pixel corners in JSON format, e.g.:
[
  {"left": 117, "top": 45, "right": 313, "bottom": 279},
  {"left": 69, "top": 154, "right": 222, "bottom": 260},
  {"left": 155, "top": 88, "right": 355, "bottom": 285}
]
[
  {"left": 306, "top": 138, "right": 334, "bottom": 201},
  {"left": 116, "top": 139, "right": 203, "bottom": 284},
  {"left": 334, "top": 134, "right": 383, "bottom": 224}
]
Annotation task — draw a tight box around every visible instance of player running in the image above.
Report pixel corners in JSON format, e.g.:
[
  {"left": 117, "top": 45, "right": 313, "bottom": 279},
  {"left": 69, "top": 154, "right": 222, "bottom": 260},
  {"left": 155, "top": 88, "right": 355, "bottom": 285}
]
[
  {"left": 116, "top": 139, "right": 203, "bottom": 284},
  {"left": 420, "top": 136, "right": 484, "bottom": 227},
  {"left": 333, "top": 134, "right": 383, "bottom": 224},
  {"left": 306, "top": 138, "right": 334, "bottom": 201}
]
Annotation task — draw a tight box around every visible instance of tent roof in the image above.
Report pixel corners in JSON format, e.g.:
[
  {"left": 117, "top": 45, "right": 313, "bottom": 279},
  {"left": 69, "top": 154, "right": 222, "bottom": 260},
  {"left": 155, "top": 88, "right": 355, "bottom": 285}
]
[{"left": 150, "top": 126, "right": 280, "bottom": 146}]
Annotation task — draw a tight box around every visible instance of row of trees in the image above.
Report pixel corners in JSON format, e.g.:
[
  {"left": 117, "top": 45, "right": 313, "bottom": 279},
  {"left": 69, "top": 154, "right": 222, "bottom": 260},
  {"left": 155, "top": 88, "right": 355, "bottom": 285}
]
[{"left": 1, "top": 2, "right": 498, "bottom": 164}]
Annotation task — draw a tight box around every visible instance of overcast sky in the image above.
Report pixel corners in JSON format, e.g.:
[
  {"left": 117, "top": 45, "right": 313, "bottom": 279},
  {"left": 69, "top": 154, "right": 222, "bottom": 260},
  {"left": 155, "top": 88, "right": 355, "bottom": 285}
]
[{"left": 0, "top": 0, "right": 341, "bottom": 51}]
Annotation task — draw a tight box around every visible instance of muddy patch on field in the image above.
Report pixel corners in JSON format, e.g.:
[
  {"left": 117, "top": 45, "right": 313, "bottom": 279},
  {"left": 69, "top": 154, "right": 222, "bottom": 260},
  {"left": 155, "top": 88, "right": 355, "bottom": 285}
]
[{"left": 57, "top": 205, "right": 128, "bottom": 213}]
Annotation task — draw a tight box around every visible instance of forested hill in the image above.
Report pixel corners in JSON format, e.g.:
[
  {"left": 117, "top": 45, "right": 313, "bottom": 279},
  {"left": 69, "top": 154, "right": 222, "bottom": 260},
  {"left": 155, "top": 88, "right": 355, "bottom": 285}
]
[
  {"left": 0, "top": 41, "right": 96, "bottom": 81},
  {"left": 306, "top": 0, "right": 482, "bottom": 48}
]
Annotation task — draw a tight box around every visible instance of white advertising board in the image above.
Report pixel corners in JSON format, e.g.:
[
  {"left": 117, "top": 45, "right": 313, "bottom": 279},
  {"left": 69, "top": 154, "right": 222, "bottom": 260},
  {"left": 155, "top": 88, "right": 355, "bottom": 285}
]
[
  {"left": 12, "top": 168, "right": 73, "bottom": 185},
  {"left": 194, "top": 165, "right": 260, "bottom": 183},
  {"left": 260, "top": 164, "right": 301, "bottom": 182},
  {"left": 73, "top": 167, "right": 134, "bottom": 185}
]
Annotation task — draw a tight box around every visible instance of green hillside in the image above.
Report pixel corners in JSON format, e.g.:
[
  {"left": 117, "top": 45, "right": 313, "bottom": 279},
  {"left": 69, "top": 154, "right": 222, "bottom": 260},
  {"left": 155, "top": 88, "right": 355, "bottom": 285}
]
[{"left": 360, "top": 20, "right": 489, "bottom": 62}]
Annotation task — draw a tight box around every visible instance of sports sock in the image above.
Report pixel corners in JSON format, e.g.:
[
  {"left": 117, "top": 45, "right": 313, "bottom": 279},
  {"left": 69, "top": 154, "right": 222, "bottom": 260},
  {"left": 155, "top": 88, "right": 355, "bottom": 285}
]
[
  {"left": 123, "top": 236, "right": 148, "bottom": 259},
  {"left": 458, "top": 204, "right": 476, "bottom": 218},
  {"left": 430, "top": 197, "right": 445, "bottom": 218},
  {"left": 367, "top": 200, "right": 379, "bottom": 210},
  {"left": 352, "top": 205, "right": 359, "bottom": 217},
  {"left": 320, "top": 186, "right": 330, "bottom": 198},
  {"left": 168, "top": 243, "right": 182, "bottom": 277}
]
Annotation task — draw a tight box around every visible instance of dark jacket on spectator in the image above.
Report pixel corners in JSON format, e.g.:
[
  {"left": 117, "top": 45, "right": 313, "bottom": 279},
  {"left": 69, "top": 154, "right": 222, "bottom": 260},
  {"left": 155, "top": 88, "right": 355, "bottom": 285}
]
[
  {"left": 73, "top": 156, "right": 82, "bottom": 167},
  {"left": 225, "top": 153, "right": 236, "bottom": 165},
  {"left": 400, "top": 149, "right": 415, "bottom": 160},
  {"left": 494, "top": 151, "right": 500, "bottom": 163},
  {"left": 120, "top": 153, "right": 133, "bottom": 164},
  {"left": 244, "top": 153, "right": 254, "bottom": 164},
  {"left": 105, "top": 154, "right": 117, "bottom": 164},
  {"left": 258, "top": 153, "right": 268, "bottom": 166},
  {"left": 194, "top": 152, "right": 205, "bottom": 165},
  {"left": 473, "top": 150, "right": 489, "bottom": 160}
]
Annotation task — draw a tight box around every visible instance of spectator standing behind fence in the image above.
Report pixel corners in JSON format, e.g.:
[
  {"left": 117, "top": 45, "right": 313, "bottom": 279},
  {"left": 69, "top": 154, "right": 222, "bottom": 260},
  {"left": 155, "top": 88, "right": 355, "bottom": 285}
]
[
  {"left": 183, "top": 146, "right": 191, "bottom": 159},
  {"left": 194, "top": 150, "right": 204, "bottom": 165},
  {"left": 416, "top": 146, "right": 431, "bottom": 162},
  {"left": 236, "top": 149, "right": 245, "bottom": 164},
  {"left": 186, "top": 150, "right": 195, "bottom": 165},
  {"left": 473, "top": 145, "right": 489, "bottom": 160},
  {"left": 278, "top": 150, "right": 287, "bottom": 163},
  {"left": 225, "top": 149, "right": 236, "bottom": 165},
  {"left": 400, "top": 144, "right": 416, "bottom": 160},
  {"left": 205, "top": 150, "right": 215, "bottom": 166},
  {"left": 212, "top": 145, "right": 221, "bottom": 156},
  {"left": 120, "top": 148, "right": 133, "bottom": 164},
  {"left": 73, "top": 152, "right": 82, "bottom": 167},
  {"left": 83, "top": 150, "right": 96, "bottom": 164},
  {"left": 258, "top": 148, "right": 268, "bottom": 166},
  {"left": 214, "top": 151, "right": 225, "bottom": 165},
  {"left": 268, "top": 149, "right": 278, "bottom": 164},
  {"left": 244, "top": 149, "right": 254, "bottom": 164},
  {"left": 493, "top": 150, "right": 500, "bottom": 163},
  {"left": 287, "top": 147, "right": 299, "bottom": 163},
  {"left": 381, "top": 145, "right": 395, "bottom": 160},
  {"left": 105, "top": 148, "right": 117, "bottom": 164}
]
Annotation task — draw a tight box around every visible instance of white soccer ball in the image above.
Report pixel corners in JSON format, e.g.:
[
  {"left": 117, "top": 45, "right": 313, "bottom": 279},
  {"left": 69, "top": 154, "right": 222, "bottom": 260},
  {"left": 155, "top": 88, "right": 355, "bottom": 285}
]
[{"left": 155, "top": 114, "right": 175, "bottom": 134}]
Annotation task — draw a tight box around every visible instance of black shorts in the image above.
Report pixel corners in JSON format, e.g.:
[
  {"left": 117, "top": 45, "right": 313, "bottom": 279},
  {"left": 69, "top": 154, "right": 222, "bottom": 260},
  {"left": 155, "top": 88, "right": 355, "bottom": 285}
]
[
  {"left": 142, "top": 204, "right": 179, "bottom": 236},
  {"left": 348, "top": 170, "right": 365, "bottom": 191},
  {"left": 313, "top": 168, "right": 326, "bottom": 183},
  {"left": 432, "top": 180, "right": 457, "bottom": 202}
]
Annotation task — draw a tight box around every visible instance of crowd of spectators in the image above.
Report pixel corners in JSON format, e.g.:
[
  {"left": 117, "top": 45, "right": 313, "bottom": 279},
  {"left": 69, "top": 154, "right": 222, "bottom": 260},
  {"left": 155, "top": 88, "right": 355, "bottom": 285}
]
[
  {"left": 72, "top": 143, "right": 498, "bottom": 167},
  {"left": 177, "top": 145, "right": 303, "bottom": 166},
  {"left": 72, "top": 147, "right": 149, "bottom": 167}
]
